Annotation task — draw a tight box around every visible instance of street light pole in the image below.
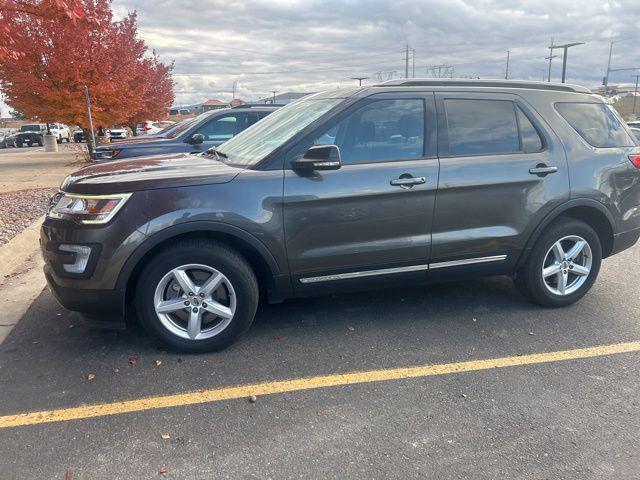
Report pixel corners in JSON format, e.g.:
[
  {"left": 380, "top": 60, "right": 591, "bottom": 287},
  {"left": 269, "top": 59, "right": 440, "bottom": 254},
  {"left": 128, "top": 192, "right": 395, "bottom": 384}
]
[
  {"left": 633, "top": 74, "right": 640, "bottom": 117},
  {"left": 351, "top": 77, "right": 369, "bottom": 86},
  {"left": 549, "top": 42, "right": 584, "bottom": 83}
]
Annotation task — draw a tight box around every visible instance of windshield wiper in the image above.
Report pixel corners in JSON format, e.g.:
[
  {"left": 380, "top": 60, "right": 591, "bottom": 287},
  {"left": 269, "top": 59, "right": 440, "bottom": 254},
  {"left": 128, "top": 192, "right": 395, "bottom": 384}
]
[{"left": 204, "top": 146, "right": 228, "bottom": 160}]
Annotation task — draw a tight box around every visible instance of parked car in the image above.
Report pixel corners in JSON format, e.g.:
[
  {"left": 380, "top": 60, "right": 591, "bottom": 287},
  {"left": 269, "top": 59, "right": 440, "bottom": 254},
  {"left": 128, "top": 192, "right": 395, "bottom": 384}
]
[
  {"left": 107, "top": 126, "right": 131, "bottom": 141},
  {"left": 49, "top": 123, "right": 71, "bottom": 143},
  {"left": 73, "top": 128, "right": 85, "bottom": 143},
  {"left": 136, "top": 120, "right": 175, "bottom": 136},
  {"left": 93, "top": 105, "right": 280, "bottom": 161},
  {"left": 42, "top": 79, "right": 640, "bottom": 352},
  {"left": 0, "top": 128, "right": 18, "bottom": 148},
  {"left": 15, "top": 123, "right": 46, "bottom": 147}
]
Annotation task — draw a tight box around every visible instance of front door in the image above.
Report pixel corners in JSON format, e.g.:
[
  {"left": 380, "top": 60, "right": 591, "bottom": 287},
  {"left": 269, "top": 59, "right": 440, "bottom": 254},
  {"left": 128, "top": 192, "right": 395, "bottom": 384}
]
[{"left": 283, "top": 93, "right": 439, "bottom": 289}]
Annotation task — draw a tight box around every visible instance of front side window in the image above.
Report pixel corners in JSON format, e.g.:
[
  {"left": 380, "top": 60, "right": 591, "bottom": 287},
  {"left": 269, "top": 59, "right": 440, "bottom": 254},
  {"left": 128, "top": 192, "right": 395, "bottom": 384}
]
[
  {"left": 312, "top": 98, "right": 425, "bottom": 165},
  {"left": 555, "top": 102, "right": 635, "bottom": 148},
  {"left": 195, "top": 114, "right": 242, "bottom": 142}
]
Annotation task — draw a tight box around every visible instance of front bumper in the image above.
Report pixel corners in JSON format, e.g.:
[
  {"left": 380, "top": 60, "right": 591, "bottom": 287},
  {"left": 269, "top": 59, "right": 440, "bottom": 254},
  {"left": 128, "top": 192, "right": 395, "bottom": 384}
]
[{"left": 44, "top": 265, "right": 127, "bottom": 328}]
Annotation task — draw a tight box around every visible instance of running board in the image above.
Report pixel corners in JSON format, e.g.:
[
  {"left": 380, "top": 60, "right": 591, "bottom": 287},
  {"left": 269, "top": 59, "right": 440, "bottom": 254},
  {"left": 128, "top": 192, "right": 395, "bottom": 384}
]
[{"left": 298, "top": 255, "right": 507, "bottom": 284}]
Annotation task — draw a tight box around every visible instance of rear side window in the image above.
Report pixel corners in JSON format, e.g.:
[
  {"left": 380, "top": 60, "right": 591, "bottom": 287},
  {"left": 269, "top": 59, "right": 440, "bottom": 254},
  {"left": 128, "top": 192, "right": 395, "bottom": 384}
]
[
  {"left": 555, "top": 102, "right": 635, "bottom": 148},
  {"left": 444, "top": 99, "right": 543, "bottom": 156}
]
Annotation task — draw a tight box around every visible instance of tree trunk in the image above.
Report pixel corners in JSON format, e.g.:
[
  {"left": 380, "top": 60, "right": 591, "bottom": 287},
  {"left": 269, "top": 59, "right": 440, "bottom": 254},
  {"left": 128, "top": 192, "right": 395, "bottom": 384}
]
[{"left": 83, "top": 127, "right": 95, "bottom": 156}]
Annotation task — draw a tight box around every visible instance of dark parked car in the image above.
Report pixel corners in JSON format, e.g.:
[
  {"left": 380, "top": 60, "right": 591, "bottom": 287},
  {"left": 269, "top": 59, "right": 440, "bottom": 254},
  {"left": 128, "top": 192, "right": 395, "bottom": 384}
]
[
  {"left": 92, "top": 105, "right": 281, "bottom": 161},
  {"left": 16, "top": 123, "right": 46, "bottom": 147},
  {"left": 42, "top": 79, "right": 640, "bottom": 352},
  {"left": 73, "top": 128, "right": 85, "bottom": 143}
]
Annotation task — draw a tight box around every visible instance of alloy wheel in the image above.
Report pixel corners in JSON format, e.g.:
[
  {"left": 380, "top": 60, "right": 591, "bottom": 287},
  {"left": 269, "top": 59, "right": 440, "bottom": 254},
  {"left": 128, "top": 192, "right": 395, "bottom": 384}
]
[
  {"left": 541, "top": 235, "right": 592, "bottom": 296},
  {"left": 153, "top": 263, "right": 236, "bottom": 340}
]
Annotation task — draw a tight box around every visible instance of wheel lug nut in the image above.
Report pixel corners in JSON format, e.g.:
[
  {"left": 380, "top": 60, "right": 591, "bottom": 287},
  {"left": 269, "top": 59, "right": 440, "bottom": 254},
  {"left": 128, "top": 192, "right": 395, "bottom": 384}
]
[
  {"left": 192, "top": 307, "right": 198, "bottom": 313},
  {"left": 199, "top": 293, "right": 204, "bottom": 298},
  {"left": 202, "top": 303, "right": 208, "bottom": 308},
  {"left": 188, "top": 292, "right": 194, "bottom": 296},
  {"left": 184, "top": 301, "right": 189, "bottom": 306}
]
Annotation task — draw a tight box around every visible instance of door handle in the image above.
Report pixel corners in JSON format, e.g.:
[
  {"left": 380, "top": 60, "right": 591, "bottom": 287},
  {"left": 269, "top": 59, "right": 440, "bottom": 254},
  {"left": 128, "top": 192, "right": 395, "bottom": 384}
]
[
  {"left": 390, "top": 176, "right": 426, "bottom": 187},
  {"left": 529, "top": 165, "right": 558, "bottom": 175}
]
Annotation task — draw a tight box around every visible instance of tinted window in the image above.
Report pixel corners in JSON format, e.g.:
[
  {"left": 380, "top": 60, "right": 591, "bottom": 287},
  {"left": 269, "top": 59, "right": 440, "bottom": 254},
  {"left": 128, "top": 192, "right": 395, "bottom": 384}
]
[
  {"left": 555, "top": 102, "right": 635, "bottom": 148},
  {"left": 195, "top": 114, "right": 242, "bottom": 142},
  {"left": 517, "top": 108, "right": 543, "bottom": 152},
  {"left": 313, "top": 99, "right": 424, "bottom": 165},
  {"left": 20, "top": 124, "right": 41, "bottom": 132},
  {"left": 445, "top": 99, "right": 520, "bottom": 155}
]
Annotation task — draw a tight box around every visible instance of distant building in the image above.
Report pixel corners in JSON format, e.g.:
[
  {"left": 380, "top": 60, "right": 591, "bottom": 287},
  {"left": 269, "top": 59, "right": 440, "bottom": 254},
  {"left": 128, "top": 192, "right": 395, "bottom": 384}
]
[
  {"left": 230, "top": 98, "right": 246, "bottom": 107},
  {"left": 202, "top": 99, "right": 228, "bottom": 112}
]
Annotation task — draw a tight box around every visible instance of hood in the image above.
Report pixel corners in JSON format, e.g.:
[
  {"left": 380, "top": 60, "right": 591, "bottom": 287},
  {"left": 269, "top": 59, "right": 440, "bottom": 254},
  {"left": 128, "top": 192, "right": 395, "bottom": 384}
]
[{"left": 61, "top": 153, "right": 243, "bottom": 195}]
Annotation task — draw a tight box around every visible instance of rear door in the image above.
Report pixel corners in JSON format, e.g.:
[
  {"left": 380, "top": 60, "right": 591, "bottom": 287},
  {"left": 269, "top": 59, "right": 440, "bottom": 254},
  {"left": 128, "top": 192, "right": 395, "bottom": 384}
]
[
  {"left": 283, "top": 92, "right": 439, "bottom": 290},
  {"left": 430, "top": 92, "right": 569, "bottom": 273}
]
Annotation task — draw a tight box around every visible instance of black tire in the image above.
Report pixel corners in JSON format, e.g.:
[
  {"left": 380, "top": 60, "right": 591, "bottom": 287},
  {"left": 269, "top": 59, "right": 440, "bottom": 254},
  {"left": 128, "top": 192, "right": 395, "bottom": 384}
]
[
  {"left": 16, "top": 141, "right": 22, "bottom": 148},
  {"left": 135, "top": 239, "right": 259, "bottom": 353},
  {"left": 514, "top": 218, "right": 602, "bottom": 307},
  {"left": 56, "top": 136, "right": 62, "bottom": 144},
  {"left": 37, "top": 139, "right": 43, "bottom": 146}
]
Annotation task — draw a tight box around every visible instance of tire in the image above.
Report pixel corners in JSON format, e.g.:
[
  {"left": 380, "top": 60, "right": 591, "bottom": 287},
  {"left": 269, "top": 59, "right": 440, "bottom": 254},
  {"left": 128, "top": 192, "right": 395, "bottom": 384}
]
[
  {"left": 37, "top": 138, "right": 43, "bottom": 146},
  {"left": 135, "top": 239, "right": 259, "bottom": 353},
  {"left": 514, "top": 218, "right": 602, "bottom": 307},
  {"left": 56, "top": 136, "right": 62, "bottom": 144},
  {"left": 16, "top": 141, "right": 22, "bottom": 148}
]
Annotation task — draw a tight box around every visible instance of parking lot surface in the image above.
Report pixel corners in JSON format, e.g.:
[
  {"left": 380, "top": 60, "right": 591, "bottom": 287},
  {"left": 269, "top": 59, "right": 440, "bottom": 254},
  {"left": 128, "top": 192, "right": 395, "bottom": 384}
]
[{"left": 1, "top": 243, "right": 640, "bottom": 478}]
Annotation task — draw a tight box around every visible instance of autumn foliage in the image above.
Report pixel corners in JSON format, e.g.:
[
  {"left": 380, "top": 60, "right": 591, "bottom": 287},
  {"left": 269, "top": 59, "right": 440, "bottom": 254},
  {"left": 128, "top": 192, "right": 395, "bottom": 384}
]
[{"left": 0, "top": 0, "right": 174, "bottom": 130}]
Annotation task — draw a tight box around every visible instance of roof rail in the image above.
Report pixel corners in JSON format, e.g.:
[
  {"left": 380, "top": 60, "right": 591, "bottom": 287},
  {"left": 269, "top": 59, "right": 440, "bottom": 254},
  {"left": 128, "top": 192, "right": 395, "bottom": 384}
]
[
  {"left": 231, "top": 103, "right": 286, "bottom": 109},
  {"left": 375, "top": 78, "right": 591, "bottom": 94}
]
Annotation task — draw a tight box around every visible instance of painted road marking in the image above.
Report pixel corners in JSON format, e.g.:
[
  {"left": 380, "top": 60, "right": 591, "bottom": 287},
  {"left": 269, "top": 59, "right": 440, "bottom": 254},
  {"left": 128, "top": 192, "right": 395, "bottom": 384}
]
[{"left": 1, "top": 340, "right": 639, "bottom": 429}]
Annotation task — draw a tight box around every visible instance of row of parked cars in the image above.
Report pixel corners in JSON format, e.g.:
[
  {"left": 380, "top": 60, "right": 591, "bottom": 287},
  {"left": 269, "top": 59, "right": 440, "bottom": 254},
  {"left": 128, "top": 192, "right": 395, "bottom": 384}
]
[{"left": 42, "top": 79, "right": 640, "bottom": 353}]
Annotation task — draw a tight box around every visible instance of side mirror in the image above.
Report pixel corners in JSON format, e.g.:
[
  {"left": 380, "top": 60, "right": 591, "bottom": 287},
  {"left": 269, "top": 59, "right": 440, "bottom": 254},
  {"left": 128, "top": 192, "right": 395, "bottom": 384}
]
[
  {"left": 291, "top": 145, "right": 341, "bottom": 171},
  {"left": 188, "top": 133, "right": 204, "bottom": 145}
]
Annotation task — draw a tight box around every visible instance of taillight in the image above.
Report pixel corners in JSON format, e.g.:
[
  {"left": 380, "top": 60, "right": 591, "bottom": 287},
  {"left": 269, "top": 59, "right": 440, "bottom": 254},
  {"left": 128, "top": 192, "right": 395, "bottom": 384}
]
[{"left": 629, "top": 155, "right": 640, "bottom": 168}]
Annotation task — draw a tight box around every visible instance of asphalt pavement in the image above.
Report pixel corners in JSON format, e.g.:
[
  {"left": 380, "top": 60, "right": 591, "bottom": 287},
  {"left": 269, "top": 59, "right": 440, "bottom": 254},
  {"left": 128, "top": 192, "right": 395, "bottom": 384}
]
[{"left": 0, "top": 243, "right": 639, "bottom": 479}]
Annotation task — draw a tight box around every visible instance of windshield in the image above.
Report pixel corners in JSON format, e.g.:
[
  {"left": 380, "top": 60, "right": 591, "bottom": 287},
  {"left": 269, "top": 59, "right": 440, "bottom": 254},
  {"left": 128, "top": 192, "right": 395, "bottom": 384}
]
[
  {"left": 216, "top": 98, "right": 342, "bottom": 166},
  {"left": 21, "top": 124, "right": 40, "bottom": 132}
]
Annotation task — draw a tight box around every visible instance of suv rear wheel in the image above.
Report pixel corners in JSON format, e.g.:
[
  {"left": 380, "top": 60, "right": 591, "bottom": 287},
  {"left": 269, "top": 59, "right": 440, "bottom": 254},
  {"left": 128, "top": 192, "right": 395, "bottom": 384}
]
[
  {"left": 515, "top": 219, "right": 602, "bottom": 307},
  {"left": 135, "top": 240, "right": 259, "bottom": 352}
]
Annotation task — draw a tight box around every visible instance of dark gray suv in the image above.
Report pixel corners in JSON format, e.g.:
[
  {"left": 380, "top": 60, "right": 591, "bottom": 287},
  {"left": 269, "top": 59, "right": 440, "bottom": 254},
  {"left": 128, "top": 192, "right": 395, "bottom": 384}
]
[{"left": 42, "top": 79, "right": 640, "bottom": 352}]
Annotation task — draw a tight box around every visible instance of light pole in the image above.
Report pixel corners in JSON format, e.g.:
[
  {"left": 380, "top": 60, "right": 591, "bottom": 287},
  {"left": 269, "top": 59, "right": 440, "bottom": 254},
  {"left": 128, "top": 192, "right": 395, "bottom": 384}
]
[
  {"left": 604, "top": 38, "right": 632, "bottom": 96},
  {"left": 351, "top": 77, "right": 369, "bottom": 86},
  {"left": 633, "top": 74, "right": 640, "bottom": 117},
  {"left": 548, "top": 42, "right": 584, "bottom": 83}
]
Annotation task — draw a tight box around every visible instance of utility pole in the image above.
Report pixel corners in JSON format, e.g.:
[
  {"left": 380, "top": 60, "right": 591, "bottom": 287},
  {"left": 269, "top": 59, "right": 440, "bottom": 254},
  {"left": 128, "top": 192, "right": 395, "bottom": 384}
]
[
  {"left": 632, "top": 74, "right": 640, "bottom": 117},
  {"left": 604, "top": 40, "right": 614, "bottom": 96},
  {"left": 271, "top": 90, "right": 277, "bottom": 104},
  {"left": 547, "top": 37, "right": 555, "bottom": 82},
  {"left": 83, "top": 85, "right": 96, "bottom": 154},
  {"left": 405, "top": 44, "right": 411, "bottom": 79},
  {"left": 505, "top": 50, "right": 510, "bottom": 80},
  {"left": 232, "top": 80, "right": 237, "bottom": 100},
  {"left": 412, "top": 48, "right": 416, "bottom": 78},
  {"left": 351, "top": 77, "right": 369, "bottom": 86}
]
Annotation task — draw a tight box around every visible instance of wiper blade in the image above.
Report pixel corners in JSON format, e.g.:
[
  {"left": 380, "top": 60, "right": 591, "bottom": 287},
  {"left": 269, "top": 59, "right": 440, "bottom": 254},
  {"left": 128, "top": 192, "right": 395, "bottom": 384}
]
[{"left": 205, "top": 146, "right": 228, "bottom": 159}]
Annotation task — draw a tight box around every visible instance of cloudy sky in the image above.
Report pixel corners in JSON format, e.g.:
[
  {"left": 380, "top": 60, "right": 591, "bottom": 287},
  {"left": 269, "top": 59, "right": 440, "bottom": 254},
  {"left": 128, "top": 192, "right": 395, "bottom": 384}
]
[{"left": 1, "top": 0, "right": 639, "bottom": 114}]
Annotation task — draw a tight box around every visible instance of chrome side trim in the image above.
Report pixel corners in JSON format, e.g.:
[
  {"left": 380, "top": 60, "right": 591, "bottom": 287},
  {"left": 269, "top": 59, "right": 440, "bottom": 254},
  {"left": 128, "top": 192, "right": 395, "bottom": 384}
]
[
  {"left": 429, "top": 255, "right": 507, "bottom": 270},
  {"left": 299, "top": 264, "right": 430, "bottom": 284},
  {"left": 299, "top": 255, "right": 508, "bottom": 284}
]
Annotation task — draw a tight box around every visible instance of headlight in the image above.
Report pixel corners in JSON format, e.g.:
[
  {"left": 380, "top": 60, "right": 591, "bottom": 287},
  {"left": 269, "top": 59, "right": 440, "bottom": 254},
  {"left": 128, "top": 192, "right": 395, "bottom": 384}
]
[
  {"left": 48, "top": 193, "right": 131, "bottom": 224},
  {"left": 94, "top": 149, "right": 122, "bottom": 160}
]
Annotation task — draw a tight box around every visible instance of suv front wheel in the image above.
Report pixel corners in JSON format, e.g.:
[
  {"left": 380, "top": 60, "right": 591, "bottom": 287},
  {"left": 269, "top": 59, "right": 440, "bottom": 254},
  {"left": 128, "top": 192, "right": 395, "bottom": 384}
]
[
  {"left": 135, "top": 239, "right": 259, "bottom": 352},
  {"left": 515, "top": 219, "right": 602, "bottom": 307}
]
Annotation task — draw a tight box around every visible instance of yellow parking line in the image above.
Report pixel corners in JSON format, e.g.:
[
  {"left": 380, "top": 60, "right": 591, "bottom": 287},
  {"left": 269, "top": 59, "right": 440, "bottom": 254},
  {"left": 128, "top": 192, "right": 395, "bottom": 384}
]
[{"left": 1, "top": 340, "right": 639, "bottom": 429}]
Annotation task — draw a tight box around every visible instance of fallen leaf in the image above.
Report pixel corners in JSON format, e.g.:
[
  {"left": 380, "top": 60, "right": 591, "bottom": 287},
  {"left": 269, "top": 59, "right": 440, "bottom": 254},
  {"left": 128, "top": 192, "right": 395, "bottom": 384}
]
[
  {"left": 159, "top": 466, "right": 168, "bottom": 474},
  {"left": 273, "top": 335, "right": 281, "bottom": 341},
  {"left": 346, "top": 326, "right": 355, "bottom": 332},
  {"left": 249, "top": 395, "right": 257, "bottom": 403},
  {"left": 198, "top": 388, "right": 205, "bottom": 393},
  {"left": 87, "top": 373, "right": 95, "bottom": 381},
  {"left": 316, "top": 410, "right": 324, "bottom": 416},
  {"left": 177, "top": 358, "right": 183, "bottom": 363},
  {"left": 66, "top": 471, "right": 73, "bottom": 480},
  {"left": 528, "top": 332, "right": 536, "bottom": 336},
  {"left": 114, "top": 368, "right": 119, "bottom": 373},
  {"left": 161, "top": 433, "right": 170, "bottom": 440},
  {"left": 129, "top": 355, "right": 138, "bottom": 365},
  {"left": 155, "top": 359, "right": 162, "bottom": 366}
]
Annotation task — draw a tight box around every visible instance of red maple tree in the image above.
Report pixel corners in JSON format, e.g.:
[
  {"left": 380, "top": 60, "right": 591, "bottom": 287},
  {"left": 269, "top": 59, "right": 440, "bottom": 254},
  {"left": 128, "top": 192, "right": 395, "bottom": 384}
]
[{"left": 0, "top": 0, "right": 173, "bottom": 137}]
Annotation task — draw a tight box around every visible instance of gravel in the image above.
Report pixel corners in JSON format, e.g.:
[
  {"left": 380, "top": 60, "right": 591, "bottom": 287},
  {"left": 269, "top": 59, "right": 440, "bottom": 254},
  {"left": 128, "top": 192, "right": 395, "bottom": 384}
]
[{"left": 0, "top": 188, "right": 56, "bottom": 246}]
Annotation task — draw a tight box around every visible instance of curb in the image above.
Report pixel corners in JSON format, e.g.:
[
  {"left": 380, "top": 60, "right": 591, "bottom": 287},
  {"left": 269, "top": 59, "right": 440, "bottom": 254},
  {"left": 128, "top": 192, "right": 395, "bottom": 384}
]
[{"left": 0, "top": 215, "right": 47, "bottom": 345}]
